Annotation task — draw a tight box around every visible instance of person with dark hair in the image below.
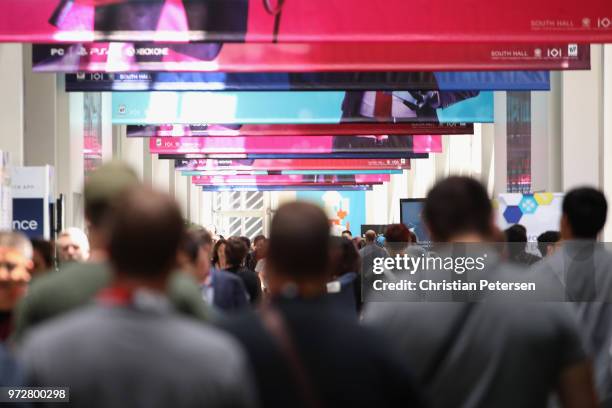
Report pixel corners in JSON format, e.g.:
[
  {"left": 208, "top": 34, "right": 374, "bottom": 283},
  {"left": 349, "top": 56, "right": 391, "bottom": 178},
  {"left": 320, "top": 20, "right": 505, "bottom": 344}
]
[
  {"left": 341, "top": 230, "right": 353, "bottom": 239},
  {"left": 30, "top": 238, "right": 54, "bottom": 277},
  {"left": 503, "top": 224, "right": 541, "bottom": 265},
  {"left": 327, "top": 237, "right": 362, "bottom": 315},
  {"left": 384, "top": 223, "right": 416, "bottom": 257},
  {"left": 223, "top": 237, "right": 261, "bottom": 305},
  {"left": 561, "top": 187, "right": 608, "bottom": 240},
  {"left": 19, "top": 187, "right": 255, "bottom": 408},
  {"left": 366, "top": 176, "right": 596, "bottom": 408},
  {"left": 533, "top": 187, "right": 612, "bottom": 405},
  {"left": 12, "top": 161, "right": 212, "bottom": 343},
  {"left": 179, "top": 229, "right": 248, "bottom": 312},
  {"left": 248, "top": 234, "right": 267, "bottom": 272},
  {"left": 537, "top": 231, "right": 560, "bottom": 258},
  {"left": 219, "top": 201, "right": 424, "bottom": 408},
  {"left": 212, "top": 238, "right": 227, "bottom": 270},
  {"left": 384, "top": 222, "right": 411, "bottom": 245}
]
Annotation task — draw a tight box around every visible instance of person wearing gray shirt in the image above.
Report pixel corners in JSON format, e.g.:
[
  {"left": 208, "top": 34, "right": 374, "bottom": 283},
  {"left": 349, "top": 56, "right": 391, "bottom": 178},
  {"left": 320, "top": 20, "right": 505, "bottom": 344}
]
[
  {"left": 364, "top": 177, "right": 597, "bottom": 408},
  {"left": 532, "top": 187, "right": 611, "bottom": 406},
  {"left": 19, "top": 187, "right": 256, "bottom": 408}
]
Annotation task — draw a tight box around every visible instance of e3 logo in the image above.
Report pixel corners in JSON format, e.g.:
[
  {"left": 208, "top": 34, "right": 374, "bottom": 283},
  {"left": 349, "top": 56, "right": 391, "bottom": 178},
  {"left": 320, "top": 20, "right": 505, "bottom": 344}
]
[{"left": 598, "top": 18, "right": 612, "bottom": 28}]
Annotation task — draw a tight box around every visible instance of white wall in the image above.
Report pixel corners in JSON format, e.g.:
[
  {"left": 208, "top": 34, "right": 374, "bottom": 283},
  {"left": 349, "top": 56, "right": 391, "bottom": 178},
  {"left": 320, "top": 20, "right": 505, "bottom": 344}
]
[{"left": 0, "top": 44, "right": 24, "bottom": 166}]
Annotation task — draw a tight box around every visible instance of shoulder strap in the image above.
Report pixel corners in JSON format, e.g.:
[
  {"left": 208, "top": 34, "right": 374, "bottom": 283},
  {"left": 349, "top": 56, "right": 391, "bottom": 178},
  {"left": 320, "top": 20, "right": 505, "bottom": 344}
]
[
  {"left": 420, "top": 302, "right": 476, "bottom": 386},
  {"left": 259, "top": 305, "right": 322, "bottom": 408}
]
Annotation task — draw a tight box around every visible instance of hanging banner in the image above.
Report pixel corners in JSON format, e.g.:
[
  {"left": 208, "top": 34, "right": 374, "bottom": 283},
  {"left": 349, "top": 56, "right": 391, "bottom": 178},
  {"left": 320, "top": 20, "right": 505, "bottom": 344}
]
[
  {"left": 192, "top": 174, "right": 390, "bottom": 186},
  {"left": 202, "top": 185, "right": 374, "bottom": 192},
  {"left": 4, "top": 1, "right": 612, "bottom": 43},
  {"left": 128, "top": 123, "right": 473, "bottom": 137},
  {"left": 34, "top": 43, "right": 590, "bottom": 73},
  {"left": 175, "top": 158, "right": 411, "bottom": 171},
  {"left": 65, "top": 71, "right": 551, "bottom": 92},
  {"left": 160, "top": 152, "right": 428, "bottom": 159},
  {"left": 148, "top": 135, "right": 441, "bottom": 155},
  {"left": 113, "top": 91, "right": 494, "bottom": 125},
  {"left": 184, "top": 170, "right": 402, "bottom": 176}
]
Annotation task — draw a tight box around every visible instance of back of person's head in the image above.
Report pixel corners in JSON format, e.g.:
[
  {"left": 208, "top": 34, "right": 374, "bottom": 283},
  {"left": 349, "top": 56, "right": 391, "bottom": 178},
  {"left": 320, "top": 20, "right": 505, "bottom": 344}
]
[
  {"left": 364, "top": 230, "right": 377, "bottom": 243},
  {"left": 179, "top": 228, "right": 213, "bottom": 282},
  {"left": 180, "top": 228, "right": 213, "bottom": 265},
  {"left": 537, "top": 230, "right": 561, "bottom": 257},
  {"left": 384, "top": 224, "right": 411, "bottom": 243},
  {"left": 423, "top": 176, "right": 493, "bottom": 242},
  {"left": 212, "top": 238, "right": 226, "bottom": 267},
  {"left": 84, "top": 161, "right": 140, "bottom": 228},
  {"left": 191, "top": 227, "right": 213, "bottom": 249},
  {"left": 504, "top": 224, "right": 528, "bottom": 243},
  {"left": 562, "top": 187, "right": 608, "bottom": 239},
  {"left": 267, "top": 201, "right": 330, "bottom": 280},
  {"left": 30, "top": 238, "right": 53, "bottom": 274},
  {"left": 225, "top": 237, "right": 249, "bottom": 269},
  {"left": 107, "top": 187, "right": 184, "bottom": 280},
  {"left": 330, "top": 236, "right": 361, "bottom": 278},
  {"left": 239, "top": 236, "right": 251, "bottom": 251}
]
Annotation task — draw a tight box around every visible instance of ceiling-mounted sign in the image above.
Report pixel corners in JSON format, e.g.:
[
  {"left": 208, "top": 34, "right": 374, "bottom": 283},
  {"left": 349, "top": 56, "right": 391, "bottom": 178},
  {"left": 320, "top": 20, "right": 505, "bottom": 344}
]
[
  {"left": 202, "top": 185, "right": 375, "bottom": 192},
  {"left": 34, "top": 43, "right": 590, "bottom": 73},
  {"left": 191, "top": 174, "right": 390, "bottom": 186},
  {"left": 128, "top": 123, "right": 473, "bottom": 137},
  {"left": 4, "top": 1, "right": 611, "bottom": 43},
  {"left": 160, "top": 152, "right": 428, "bottom": 160},
  {"left": 148, "top": 135, "right": 441, "bottom": 155},
  {"left": 184, "top": 170, "right": 402, "bottom": 176},
  {"left": 65, "top": 71, "right": 551, "bottom": 92},
  {"left": 113, "top": 91, "right": 494, "bottom": 125},
  {"left": 175, "top": 158, "right": 411, "bottom": 171}
]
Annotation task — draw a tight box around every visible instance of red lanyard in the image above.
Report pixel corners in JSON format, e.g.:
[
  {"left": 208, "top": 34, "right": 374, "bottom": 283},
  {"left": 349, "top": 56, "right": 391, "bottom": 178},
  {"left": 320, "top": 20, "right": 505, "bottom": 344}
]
[{"left": 97, "top": 285, "right": 135, "bottom": 306}]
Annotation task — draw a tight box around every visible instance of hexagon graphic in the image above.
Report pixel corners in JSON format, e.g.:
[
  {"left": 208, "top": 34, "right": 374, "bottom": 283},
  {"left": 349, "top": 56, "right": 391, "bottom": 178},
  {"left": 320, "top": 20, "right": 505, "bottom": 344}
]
[
  {"left": 534, "top": 192, "right": 554, "bottom": 206},
  {"left": 519, "top": 195, "right": 539, "bottom": 214},
  {"left": 503, "top": 206, "right": 523, "bottom": 224}
]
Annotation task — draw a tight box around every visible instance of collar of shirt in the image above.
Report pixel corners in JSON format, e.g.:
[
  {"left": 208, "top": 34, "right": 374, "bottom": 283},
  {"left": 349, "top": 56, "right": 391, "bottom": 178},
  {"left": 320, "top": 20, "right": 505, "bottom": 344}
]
[{"left": 97, "top": 285, "right": 173, "bottom": 314}]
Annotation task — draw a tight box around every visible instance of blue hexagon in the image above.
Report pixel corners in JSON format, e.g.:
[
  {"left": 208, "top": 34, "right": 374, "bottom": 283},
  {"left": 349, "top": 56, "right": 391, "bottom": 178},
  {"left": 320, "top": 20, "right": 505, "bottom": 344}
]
[
  {"left": 519, "top": 195, "right": 539, "bottom": 214},
  {"left": 503, "top": 206, "right": 523, "bottom": 224}
]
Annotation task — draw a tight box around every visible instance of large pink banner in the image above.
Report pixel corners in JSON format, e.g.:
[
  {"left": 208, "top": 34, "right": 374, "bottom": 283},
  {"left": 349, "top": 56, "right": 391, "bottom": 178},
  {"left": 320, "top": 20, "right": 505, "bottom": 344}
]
[
  {"left": 192, "top": 174, "right": 390, "bottom": 186},
  {"left": 32, "top": 42, "right": 591, "bottom": 73},
  {"left": 33, "top": 42, "right": 590, "bottom": 72},
  {"left": 129, "top": 123, "right": 472, "bottom": 137},
  {"left": 2, "top": 1, "right": 611, "bottom": 43},
  {"left": 176, "top": 158, "right": 411, "bottom": 171},
  {"left": 149, "top": 135, "right": 442, "bottom": 154}
]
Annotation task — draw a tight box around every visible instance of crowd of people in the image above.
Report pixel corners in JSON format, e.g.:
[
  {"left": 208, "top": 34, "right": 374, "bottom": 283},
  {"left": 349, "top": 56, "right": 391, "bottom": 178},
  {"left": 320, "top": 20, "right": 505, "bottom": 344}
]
[{"left": 0, "top": 161, "right": 610, "bottom": 408}]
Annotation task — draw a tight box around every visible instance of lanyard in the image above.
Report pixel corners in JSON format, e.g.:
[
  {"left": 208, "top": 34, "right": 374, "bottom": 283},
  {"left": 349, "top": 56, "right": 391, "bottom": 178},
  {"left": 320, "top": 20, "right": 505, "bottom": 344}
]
[{"left": 97, "top": 285, "right": 135, "bottom": 306}]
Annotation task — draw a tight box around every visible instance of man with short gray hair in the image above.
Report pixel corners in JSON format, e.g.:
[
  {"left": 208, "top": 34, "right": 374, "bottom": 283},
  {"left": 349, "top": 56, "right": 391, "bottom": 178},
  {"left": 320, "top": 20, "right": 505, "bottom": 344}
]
[{"left": 0, "top": 231, "right": 33, "bottom": 341}]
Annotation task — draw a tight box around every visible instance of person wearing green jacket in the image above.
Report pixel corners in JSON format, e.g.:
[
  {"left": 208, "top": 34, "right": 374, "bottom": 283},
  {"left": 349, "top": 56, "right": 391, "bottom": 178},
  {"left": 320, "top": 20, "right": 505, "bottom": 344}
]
[{"left": 12, "top": 161, "right": 212, "bottom": 344}]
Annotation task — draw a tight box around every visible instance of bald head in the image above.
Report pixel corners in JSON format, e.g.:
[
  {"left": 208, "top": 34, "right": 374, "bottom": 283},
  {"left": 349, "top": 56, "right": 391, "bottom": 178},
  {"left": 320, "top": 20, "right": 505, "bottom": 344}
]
[
  {"left": 364, "top": 230, "right": 377, "bottom": 243},
  {"left": 267, "top": 202, "right": 330, "bottom": 280},
  {"left": 107, "top": 187, "right": 184, "bottom": 279}
]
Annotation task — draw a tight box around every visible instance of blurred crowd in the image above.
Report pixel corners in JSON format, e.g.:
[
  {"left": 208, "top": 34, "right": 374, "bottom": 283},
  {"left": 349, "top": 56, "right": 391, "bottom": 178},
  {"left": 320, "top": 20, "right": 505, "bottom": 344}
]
[{"left": 0, "top": 161, "right": 610, "bottom": 408}]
